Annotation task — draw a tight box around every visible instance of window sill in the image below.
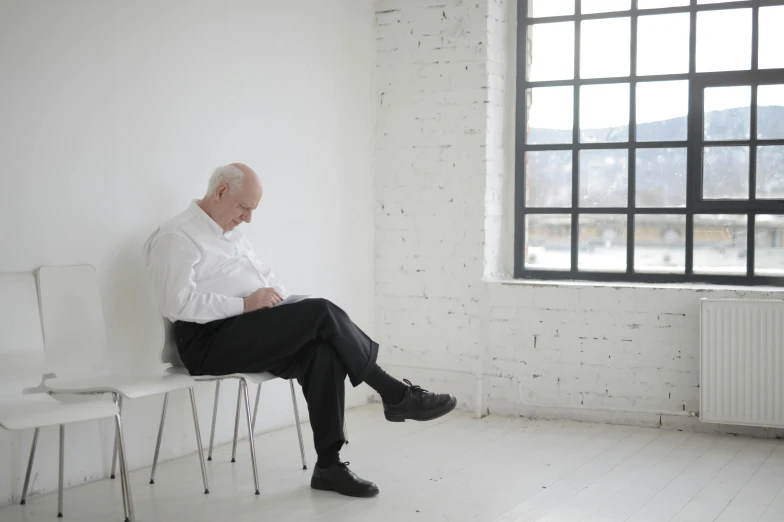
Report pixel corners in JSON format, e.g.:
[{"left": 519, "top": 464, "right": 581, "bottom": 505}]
[{"left": 486, "top": 277, "right": 784, "bottom": 293}]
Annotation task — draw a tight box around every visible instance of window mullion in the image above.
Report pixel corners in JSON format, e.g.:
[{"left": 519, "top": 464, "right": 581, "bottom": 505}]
[
  {"left": 685, "top": 1, "right": 699, "bottom": 276},
  {"left": 628, "top": 0, "right": 638, "bottom": 275},
  {"left": 571, "top": 0, "right": 582, "bottom": 275}
]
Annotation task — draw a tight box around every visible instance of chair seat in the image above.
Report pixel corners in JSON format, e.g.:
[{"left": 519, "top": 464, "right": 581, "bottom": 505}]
[
  {"left": 0, "top": 394, "right": 119, "bottom": 431},
  {"left": 44, "top": 371, "right": 196, "bottom": 400},
  {"left": 167, "top": 366, "right": 278, "bottom": 385}
]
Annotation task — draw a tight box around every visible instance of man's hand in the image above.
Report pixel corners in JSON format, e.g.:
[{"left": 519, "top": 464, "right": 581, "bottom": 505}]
[{"left": 244, "top": 288, "right": 283, "bottom": 313}]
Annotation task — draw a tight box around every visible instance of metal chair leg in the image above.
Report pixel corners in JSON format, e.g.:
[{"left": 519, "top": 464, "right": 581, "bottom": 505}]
[
  {"left": 57, "top": 425, "right": 64, "bottom": 518},
  {"left": 344, "top": 417, "right": 349, "bottom": 445},
  {"left": 20, "top": 427, "right": 39, "bottom": 505},
  {"left": 207, "top": 381, "right": 220, "bottom": 461},
  {"left": 251, "top": 383, "right": 261, "bottom": 432},
  {"left": 115, "top": 410, "right": 135, "bottom": 522},
  {"left": 289, "top": 381, "right": 307, "bottom": 470},
  {"left": 110, "top": 395, "right": 123, "bottom": 479},
  {"left": 188, "top": 388, "right": 210, "bottom": 494},
  {"left": 114, "top": 395, "right": 129, "bottom": 522},
  {"left": 149, "top": 392, "right": 169, "bottom": 484},
  {"left": 231, "top": 381, "right": 241, "bottom": 463},
  {"left": 240, "top": 379, "right": 260, "bottom": 495}
]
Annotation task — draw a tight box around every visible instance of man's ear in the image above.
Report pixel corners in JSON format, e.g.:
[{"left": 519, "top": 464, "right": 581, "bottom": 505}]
[{"left": 217, "top": 184, "right": 228, "bottom": 199}]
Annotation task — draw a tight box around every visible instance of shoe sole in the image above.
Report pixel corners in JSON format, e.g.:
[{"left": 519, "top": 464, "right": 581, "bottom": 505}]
[
  {"left": 311, "top": 478, "right": 379, "bottom": 498},
  {"left": 384, "top": 395, "right": 457, "bottom": 423}
]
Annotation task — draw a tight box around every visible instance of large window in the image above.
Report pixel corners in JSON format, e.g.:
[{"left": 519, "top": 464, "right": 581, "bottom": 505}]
[{"left": 515, "top": 0, "right": 784, "bottom": 285}]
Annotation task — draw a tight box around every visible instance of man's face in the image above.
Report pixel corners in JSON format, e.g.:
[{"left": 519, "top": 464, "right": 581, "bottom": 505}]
[{"left": 212, "top": 179, "right": 262, "bottom": 232}]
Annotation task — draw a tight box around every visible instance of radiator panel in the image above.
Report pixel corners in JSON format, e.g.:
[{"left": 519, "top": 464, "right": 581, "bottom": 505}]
[{"left": 700, "top": 299, "right": 784, "bottom": 428}]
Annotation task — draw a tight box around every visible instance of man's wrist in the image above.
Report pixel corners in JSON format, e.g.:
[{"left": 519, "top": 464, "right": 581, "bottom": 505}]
[{"left": 229, "top": 296, "right": 246, "bottom": 316}]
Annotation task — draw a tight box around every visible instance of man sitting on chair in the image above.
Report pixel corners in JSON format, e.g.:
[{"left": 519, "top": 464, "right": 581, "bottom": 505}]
[{"left": 143, "top": 163, "right": 456, "bottom": 498}]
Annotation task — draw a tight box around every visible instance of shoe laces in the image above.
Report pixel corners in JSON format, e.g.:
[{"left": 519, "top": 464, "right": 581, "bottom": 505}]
[
  {"left": 337, "top": 461, "right": 356, "bottom": 475},
  {"left": 403, "top": 379, "right": 429, "bottom": 396}
]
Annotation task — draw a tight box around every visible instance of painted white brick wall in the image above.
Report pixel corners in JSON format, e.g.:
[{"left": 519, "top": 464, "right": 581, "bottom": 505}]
[
  {"left": 375, "top": 0, "right": 784, "bottom": 436},
  {"left": 486, "top": 283, "right": 784, "bottom": 434},
  {"left": 374, "top": 0, "right": 490, "bottom": 408}
]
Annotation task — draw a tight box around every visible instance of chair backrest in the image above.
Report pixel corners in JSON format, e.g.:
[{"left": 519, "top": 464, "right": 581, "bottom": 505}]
[
  {"left": 0, "top": 273, "right": 46, "bottom": 396},
  {"left": 37, "top": 264, "right": 107, "bottom": 375},
  {"left": 160, "top": 316, "right": 185, "bottom": 367}
]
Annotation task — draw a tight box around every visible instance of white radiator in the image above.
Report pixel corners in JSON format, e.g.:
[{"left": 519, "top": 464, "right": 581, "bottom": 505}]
[{"left": 700, "top": 299, "right": 784, "bottom": 428}]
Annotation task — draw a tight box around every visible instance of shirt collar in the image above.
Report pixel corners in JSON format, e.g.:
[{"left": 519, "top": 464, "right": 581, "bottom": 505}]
[{"left": 189, "top": 200, "right": 226, "bottom": 237}]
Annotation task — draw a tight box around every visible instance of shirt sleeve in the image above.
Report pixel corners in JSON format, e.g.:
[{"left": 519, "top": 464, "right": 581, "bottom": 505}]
[
  {"left": 144, "top": 233, "right": 245, "bottom": 323},
  {"left": 240, "top": 236, "right": 289, "bottom": 298}
]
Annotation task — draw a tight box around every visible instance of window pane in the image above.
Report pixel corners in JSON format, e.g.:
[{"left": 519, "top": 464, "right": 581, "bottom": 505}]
[
  {"left": 758, "top": 85, "right": 784, "bottom": 140},
  {"left": 704, "top": 86, "right": 751, "bottom": 141},
  {"left": 580, "top": 18, "right": 630, "bottom": 79},
  {"left": 639, "top": 0, "right": 688, "bottom": 8},
  {"left": 759, "top": 7, "right": 784, "bottom": 70},
  {"left": 526, "top": 87, "right": 573, "bottom": 145},
  {"left": 580, "top": 149, "right": 628, "bottom": 207},
  {"left": 582, "top": 0, "right": 630, "bottom": 14},
  {"left": 636, "top": 148, "right": 687, "bottom": 207},
  {"left": 755, "top": 215, "right": 784, "bottom": 276},
  {"left": 637, "top": 14, "right": 689, "bottom": 76},
  {"left": 697, "top": 9, "right": 752, "bottom": 72},
  {"left": 528, "top": 22, "right": 575, "bottom": 81},
  {"left": 634, "top": 215, "right": 686, "bottom": 273},
  {"left": 530, "top": 0, "right": 574, "bottom": 17},
  {"left": 526, "top": 151, "right": 573, "bottom": 208},
  {"left": 756, "top": 146, "right": 784, "bottom": 200},
  {"left": 637, "top": 81, "right": 688, "bottom": 142},
  {"left": 693, "top": 215, "right": 747, "bottom": 275},
  {"left": 578, "top": 215, "right": 627, "bottom": 272},
  {"left": 703, "top": 146, "right": 750, "bottom": 200},
  {"left": 525, "top": 215, "right": 571, "bottom": 270},
  {"left": 580, "top": 84, "right": 629, "bottom": 143}
]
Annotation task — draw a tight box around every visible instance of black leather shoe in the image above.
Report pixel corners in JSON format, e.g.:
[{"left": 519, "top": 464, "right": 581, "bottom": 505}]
[
  {"left": 311, "top": 462, "right": 379, "bottom": 498},
  {"left": 383, "top": 379, "right": 457, "bottom": 422}
]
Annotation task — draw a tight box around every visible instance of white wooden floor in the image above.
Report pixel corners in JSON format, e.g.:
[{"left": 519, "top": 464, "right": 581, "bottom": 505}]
[{"left": 2, "top": 404, "right": 784, "bottom": 522}]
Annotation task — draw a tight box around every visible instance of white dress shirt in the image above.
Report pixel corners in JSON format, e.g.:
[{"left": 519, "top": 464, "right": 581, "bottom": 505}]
[{"left": 143, "top": 201, "right": 288, "bottom": 324}]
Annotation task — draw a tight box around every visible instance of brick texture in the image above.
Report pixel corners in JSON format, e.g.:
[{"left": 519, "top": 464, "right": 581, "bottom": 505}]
[{"left": 374, "top": 0, "right": 784, "bottom": 435}]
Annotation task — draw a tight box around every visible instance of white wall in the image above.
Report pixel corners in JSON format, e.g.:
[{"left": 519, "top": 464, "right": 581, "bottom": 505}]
[
  {"left": 374, "top": 0, "right": 490, "bottom": 410},
  {"left": 0, "top": 0, "right": 376, "bottom": 507},
  {"left": 373, "top": 0, "right": 784, "bottom": 435},
  {"left": 486, "top": 282, "right": 784, "bottom": 434}
]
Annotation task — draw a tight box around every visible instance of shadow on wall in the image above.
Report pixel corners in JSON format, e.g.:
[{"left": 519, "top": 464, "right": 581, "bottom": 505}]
[{"left": 99, "top": 236, "right": 166, "bottom": 374}]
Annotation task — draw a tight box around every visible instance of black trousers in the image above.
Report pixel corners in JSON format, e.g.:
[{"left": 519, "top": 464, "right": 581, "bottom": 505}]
[{"left": 173, "top": 298, "right": 379, "bottom": 455}]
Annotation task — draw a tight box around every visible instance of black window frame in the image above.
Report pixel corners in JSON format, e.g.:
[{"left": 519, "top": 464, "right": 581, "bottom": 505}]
[{"left": 514, "top": 0, "right": 784, "bottom": 286}]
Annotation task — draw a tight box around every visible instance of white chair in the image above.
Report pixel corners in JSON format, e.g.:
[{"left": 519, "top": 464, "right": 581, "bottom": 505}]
[
  {"left": 159, "top": 318, "right": 308, "bottom": 495},
  {"left": 34, "top": 265, "right": 210, "bottom": 506},
  {"left": 0, "top": 272, "right": 131, "bottom": 520}
]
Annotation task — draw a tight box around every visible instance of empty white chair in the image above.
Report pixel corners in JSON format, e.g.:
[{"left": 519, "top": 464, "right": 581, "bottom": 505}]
[
  {"left": 35, "top": 264, "right": 209, "bottom": 502},
  {"left": 0, "top": 272, "right": 131, "bottom": 520},
  {"left": 159, "top": 318, "right": 308, "bottom": 495}
]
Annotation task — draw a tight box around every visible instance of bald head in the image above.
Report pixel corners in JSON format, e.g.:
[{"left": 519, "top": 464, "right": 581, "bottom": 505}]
[
  {"left": 199, "top": 163, "right": 263, "bottom": 233},
  {"left": 229, "top": 163, "right": 261, "bottom": 190}
]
